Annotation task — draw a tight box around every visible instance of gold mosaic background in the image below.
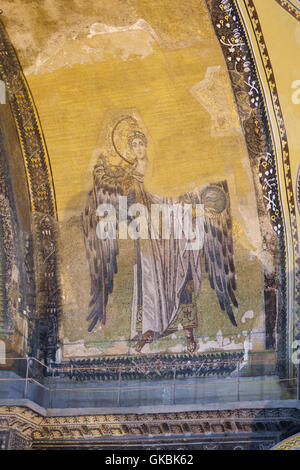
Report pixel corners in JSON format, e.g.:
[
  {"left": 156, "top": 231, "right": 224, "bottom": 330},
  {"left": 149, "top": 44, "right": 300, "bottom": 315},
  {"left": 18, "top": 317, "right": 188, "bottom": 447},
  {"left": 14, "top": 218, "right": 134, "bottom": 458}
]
[{"left": 3, "top": 0, "right": 298, "bottom": 356}]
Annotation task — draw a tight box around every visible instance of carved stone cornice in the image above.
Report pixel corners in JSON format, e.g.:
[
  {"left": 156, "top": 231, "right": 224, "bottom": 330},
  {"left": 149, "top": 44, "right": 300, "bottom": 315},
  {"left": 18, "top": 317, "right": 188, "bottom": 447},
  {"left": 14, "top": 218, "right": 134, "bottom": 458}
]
[{"left": 0, "top": 405, "right": 300, "bottom": 449}]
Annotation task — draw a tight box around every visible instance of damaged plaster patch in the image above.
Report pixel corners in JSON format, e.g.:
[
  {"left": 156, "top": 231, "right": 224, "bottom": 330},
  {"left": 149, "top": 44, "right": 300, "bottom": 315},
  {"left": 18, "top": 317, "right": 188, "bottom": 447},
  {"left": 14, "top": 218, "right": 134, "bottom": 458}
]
[
  {"left": 168, "top": 343, "right": 185, "bottom": 353},
  {"left": 197, "top": 330, "right": 244, "bottom": 353},
  {"left": 63, "top": 337, "right": 104, "bottom": 357},
  {"left": 241, "top": 310, "right": 254, "bottom": 323},
  {"left": 25, "top": 24, "right": 156, "bottom": 75},
  {"left": 88, "top": 18, "right": 160, "bottom": 43},
  {"left": 1, "top": 0, "right": 211, "bottom": 74},
  {"left": 0, "top": 340, "right": 5, "bottom": 364},
  {"left": 103, "top": 337, "right": 130, "bottom": 355},
  {"left": 190, "top": 65, "right": 241, "bottom": 137}
]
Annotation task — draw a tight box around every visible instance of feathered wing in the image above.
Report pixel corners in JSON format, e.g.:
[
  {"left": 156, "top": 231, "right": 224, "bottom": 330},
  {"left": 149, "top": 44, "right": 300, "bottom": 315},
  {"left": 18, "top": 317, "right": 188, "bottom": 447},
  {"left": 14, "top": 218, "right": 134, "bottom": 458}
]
[
  {"left": 82, "top": 155, "right": 132, "bottom": 332},
  {"left": 82, "top": 191, "right": 105, "bottom": 332},
  {"left": 202, "top": 181, "right": 238, "bottom": 326},
  {"left": 180, "top": 180, "right": 238, "bottom": 326}
]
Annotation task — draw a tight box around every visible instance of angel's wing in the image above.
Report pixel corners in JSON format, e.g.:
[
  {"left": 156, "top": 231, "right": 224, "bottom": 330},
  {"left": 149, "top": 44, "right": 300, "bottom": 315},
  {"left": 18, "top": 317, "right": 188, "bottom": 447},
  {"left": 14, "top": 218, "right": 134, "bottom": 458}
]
[
  {"left": 201, "top": 181, "right": 238, "bottom": 326},
  {"left": 181, "top": 180, "right": 238, "bottom": 326},
  {"left": 82, "top": 156, "right": 132, "bottom": 332}
]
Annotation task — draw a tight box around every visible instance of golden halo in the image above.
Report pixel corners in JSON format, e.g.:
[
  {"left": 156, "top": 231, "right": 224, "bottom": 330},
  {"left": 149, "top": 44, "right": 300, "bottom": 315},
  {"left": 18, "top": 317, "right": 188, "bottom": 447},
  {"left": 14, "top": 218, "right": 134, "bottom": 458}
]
[{"left": 111, "top": 116, "right": 138, "bottom": 166}]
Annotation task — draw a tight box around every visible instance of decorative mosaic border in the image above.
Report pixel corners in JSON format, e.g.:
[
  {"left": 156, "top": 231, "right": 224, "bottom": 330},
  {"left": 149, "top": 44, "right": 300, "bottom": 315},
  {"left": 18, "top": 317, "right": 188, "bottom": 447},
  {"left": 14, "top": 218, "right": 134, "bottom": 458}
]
[
  {"left": 31, "top": 213, "right": 61, "bottom": 363},
  {"left": 54, "top": 352, "right": 244, "bottom": 381},
  {"left": 0, "top": 20, "right": 61, "bottom": 361},
  {"left": 206, "top": 0, "right": 284, "bottom": 360},
  {"left": 0, "top": 124, "right": 17, "bottom": 339},
  {"left": 297, "top": 164, "right": 300, "bottom": 216},
  {"left": 0, "top": 21, "right": 57, "bottom": 217},
  {"left": 0, "top": 103, "right": 39, "bottom": 346},
  {"left": 243, "top": 0, "right": 300, "bottom": 354},
  {"left": 204, "top": 0, "right": 300, "bottom": 377},
  {"left": 243, "top": 0, "right": 297, "bottom": 233},
  {"left": 275, "top": 0, "right": 300, "bottom": 22}
]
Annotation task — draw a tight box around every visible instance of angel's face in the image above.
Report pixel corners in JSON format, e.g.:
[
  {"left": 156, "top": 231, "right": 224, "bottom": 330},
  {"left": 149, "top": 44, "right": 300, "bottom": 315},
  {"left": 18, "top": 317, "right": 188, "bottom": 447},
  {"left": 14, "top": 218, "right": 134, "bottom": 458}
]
[{"left": 131, "top": 137, "right": 147, "bottom": 160}]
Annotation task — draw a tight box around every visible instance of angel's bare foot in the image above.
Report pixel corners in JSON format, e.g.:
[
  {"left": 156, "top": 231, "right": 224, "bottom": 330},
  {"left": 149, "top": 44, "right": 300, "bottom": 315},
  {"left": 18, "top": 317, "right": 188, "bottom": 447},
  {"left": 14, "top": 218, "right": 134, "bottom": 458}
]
[
  {"left": 135, "top": 330, "right": 154, "bottom": 352},
  {"left": 185, "top": 328, "right": 197, "bottom": 354}
]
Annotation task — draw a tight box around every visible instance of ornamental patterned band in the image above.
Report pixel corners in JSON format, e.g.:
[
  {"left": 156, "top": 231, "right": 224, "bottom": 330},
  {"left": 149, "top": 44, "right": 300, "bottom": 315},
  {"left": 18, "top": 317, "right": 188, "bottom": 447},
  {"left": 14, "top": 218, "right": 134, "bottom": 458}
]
[
  {"left": 0, "top": 21, "right": 57, "bottom": 218},
  {"left": 274, "top": 0, "right": 300, "bottom": 22},
  {"left": 204, "top": 0, "right": 299, "bottom": 378}
]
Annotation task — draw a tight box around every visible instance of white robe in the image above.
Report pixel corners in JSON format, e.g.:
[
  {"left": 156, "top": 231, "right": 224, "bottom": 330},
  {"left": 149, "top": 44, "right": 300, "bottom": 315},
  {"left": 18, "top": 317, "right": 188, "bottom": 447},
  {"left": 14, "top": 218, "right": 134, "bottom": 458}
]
[{"left": 131, "top": 186, "right": 204, "bottom": 338}]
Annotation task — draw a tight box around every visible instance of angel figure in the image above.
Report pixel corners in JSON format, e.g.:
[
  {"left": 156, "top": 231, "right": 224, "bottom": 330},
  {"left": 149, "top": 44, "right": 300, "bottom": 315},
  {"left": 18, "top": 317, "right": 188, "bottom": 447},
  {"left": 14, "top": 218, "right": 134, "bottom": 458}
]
[{"left": 82, "top": 116, "right": 238, "bottom": 353}]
